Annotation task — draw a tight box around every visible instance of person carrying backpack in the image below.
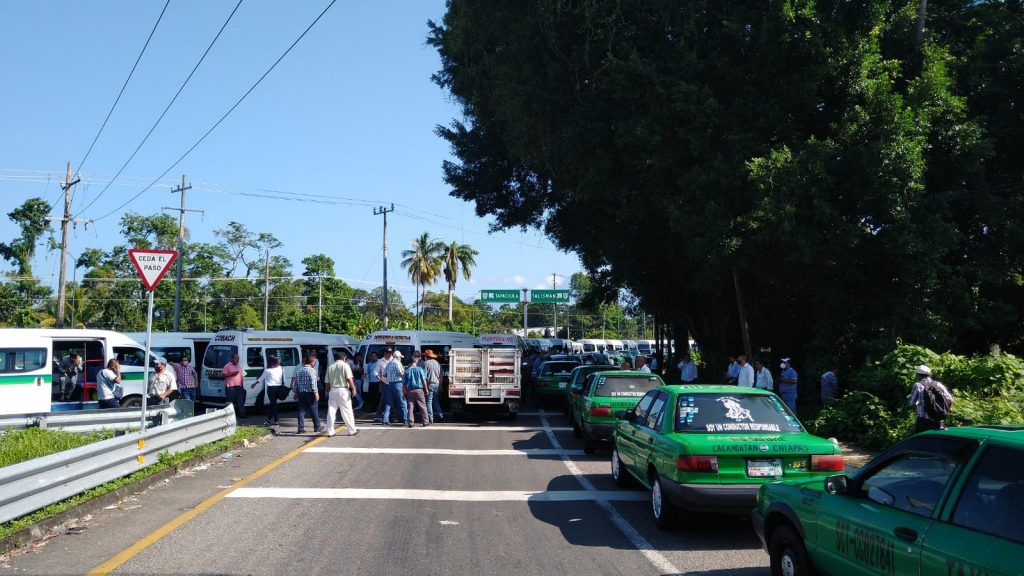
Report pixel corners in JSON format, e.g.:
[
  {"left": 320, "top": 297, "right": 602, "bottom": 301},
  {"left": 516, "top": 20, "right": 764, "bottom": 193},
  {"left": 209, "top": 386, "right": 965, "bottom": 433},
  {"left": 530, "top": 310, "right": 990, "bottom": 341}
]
[{"left": 909, "top": 364, "right": 953, "bottom": 433}]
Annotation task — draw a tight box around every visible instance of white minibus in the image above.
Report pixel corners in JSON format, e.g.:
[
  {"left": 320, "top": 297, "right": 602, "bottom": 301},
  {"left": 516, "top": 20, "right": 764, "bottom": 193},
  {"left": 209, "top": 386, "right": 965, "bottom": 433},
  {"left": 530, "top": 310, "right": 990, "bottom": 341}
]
[
  {"left": 199, "top": 330, "right": 359, "bottom": 410},
  {"left": 127, "top": 332, "right": 214, "bottom": 367},
  {"left": 577, "top": 338, "right": 607, "bottom": 353},
  {"left": 0, "top": 334, "right": 52, "bottom": 414}
]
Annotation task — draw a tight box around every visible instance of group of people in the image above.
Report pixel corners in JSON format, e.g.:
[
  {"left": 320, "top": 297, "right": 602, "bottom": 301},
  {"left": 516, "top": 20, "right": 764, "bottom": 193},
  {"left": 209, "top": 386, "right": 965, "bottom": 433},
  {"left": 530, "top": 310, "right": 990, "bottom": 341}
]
[
  {"left": 367, "top": 348, "right": 444, "bottom": 427},
  {"left": 92, "top": 354, "right": 199, "bottom": 410}
]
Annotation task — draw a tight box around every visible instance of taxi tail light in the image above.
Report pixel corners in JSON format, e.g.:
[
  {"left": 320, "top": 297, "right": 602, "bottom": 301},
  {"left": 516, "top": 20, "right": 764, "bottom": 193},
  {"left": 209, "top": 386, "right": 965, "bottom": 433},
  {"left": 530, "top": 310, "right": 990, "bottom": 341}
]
[
  {"left": 448, "top": 387, "right": 465, "bottom": 397},
  {"left": 589, "top": 406, "right": 612, "bottom": 417},
  {"left": 506, "top": 388, "right": 520, "bottom": 397},
  {"left": 810, "top": 454, "right": 844, "bottom": 472},
  {"left": 676, "top": 455, "right": 719, "bottom": 473}
]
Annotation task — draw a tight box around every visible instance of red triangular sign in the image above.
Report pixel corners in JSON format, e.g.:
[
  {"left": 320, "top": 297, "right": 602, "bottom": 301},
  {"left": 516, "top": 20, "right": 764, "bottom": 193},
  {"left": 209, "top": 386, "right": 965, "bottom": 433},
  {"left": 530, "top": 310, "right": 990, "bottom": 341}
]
[{"left": 128, "top": 249, "right": 178, "bottom": 292}]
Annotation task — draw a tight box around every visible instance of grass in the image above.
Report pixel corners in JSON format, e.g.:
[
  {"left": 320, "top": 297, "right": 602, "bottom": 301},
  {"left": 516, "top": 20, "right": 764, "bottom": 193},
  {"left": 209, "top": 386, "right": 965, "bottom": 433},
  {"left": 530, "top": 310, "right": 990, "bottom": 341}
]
[
  {"left": 0, "top": 428, "right": 115, "bottom": 468},
  {"left": 0, "top": 425, "right": 265, "bottom": 543}
]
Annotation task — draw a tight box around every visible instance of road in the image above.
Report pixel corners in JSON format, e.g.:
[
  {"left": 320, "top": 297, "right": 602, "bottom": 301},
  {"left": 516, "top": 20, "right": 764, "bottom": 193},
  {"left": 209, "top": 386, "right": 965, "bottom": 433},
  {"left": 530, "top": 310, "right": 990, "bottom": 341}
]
[{"left": 0, "top": 406, "right": 768, "bottom": 576}]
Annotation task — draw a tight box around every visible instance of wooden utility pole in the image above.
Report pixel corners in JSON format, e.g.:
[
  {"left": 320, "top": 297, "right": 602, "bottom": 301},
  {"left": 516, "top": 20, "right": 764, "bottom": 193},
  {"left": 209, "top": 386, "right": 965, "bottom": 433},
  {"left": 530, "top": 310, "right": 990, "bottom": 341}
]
[
  {"left": 164, "top": 175, "right": 199, "bottom": 331},
  {"left": 51, "top": 162, "right": 82, "bottom": 328},
  {"left": 373, "top": 204, "right": 395, "bottom": 329},
  {"left": 732, "top": 266, "right": 753, "bottom": 359}
]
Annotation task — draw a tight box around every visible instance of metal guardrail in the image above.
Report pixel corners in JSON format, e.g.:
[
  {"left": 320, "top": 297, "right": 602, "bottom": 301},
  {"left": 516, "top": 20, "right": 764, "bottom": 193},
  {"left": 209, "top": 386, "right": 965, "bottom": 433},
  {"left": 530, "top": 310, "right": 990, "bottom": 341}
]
[
  {"left": 0, "top": 404, "right": 236, "bottom": 524},
  {"left": 0, "top": 400, "right": 194, "bottom": 434}
]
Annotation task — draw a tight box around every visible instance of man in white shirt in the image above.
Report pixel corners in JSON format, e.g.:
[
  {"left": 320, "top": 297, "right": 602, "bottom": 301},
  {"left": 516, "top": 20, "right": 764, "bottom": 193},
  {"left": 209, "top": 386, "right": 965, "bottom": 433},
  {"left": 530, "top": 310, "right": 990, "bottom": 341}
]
[
  {"left": 325, "top": 349, "right": 359, "bottom": 437},
  {"left": 737, "top": 355, "right": 755, "bottom": 387},
  {"left": 753, "top": 359, "right": 774, "bottom": 391},
  {"left": 678, "top": 354, "right": 698, "bottom": 383},
  {"left": 636, "top": 356, "right": 652, "bottom": 373}
]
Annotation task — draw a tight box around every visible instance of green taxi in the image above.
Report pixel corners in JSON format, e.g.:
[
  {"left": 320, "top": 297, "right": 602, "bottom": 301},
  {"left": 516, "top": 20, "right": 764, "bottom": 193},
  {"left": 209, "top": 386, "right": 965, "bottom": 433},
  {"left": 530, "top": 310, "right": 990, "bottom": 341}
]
[
  {"left": 564, "top": 364, "right": 621, "bottom": 416},
  {"left": 611, "top": 385, "right": 842, "bottom": 529},
  {"left": 753, "top": 426, "right": 1024, "bottom": 576},
  {"left": 577, "top": 371, "right": 663, "bottom": 454},
  {"left": 533, "top": 360, "right": 581, "bottom": 404}
]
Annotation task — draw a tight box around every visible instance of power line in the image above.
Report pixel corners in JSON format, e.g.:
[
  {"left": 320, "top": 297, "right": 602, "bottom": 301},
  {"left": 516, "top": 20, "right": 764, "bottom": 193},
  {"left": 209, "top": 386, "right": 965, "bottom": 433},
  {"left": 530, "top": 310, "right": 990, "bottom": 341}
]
[
  {"left": 70, "top": 0, "right": 171, "bottom": 189},
  {"left": 76, "top": 0, "right": 245, "bottom": 218},
  {"left": 90, "top": 0, "right": 338, "bottom": 223}
]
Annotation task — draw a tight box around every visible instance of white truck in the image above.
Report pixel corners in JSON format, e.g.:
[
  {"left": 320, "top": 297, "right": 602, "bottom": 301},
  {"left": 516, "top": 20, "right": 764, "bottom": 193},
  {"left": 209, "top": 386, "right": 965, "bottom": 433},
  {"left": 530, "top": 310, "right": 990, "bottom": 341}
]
[{"left": 447, "top": 347, "right": 521, "bottom": 418}]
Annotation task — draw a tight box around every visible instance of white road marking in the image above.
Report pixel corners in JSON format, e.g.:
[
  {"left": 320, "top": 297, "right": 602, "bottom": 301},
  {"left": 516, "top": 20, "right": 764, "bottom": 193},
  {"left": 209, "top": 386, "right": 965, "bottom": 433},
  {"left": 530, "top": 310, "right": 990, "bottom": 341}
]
[
  {"left": 540, "top": 414, "right": 684, "bottom": 576},
  {"left": 351, "top": 425, "right": 572, "bottom": 432},
  {"left": 226, "top": 487, "right": 649, "bottom": 502},
  {"left": 305, "top": 447, "right": 585, "bottom": 456}
]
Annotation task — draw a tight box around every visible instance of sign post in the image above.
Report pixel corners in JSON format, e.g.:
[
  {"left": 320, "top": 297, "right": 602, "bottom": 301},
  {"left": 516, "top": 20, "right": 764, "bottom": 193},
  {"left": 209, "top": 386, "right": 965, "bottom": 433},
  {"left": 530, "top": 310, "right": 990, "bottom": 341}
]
[{"left": 128, "top": 249, "right": 178, "bottom": 433}]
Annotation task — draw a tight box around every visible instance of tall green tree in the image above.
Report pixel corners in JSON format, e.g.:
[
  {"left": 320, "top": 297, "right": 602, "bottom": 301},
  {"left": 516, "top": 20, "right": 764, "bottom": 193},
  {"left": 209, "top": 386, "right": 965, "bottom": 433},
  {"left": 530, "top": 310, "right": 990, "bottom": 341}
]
[
  {"left": 401, "top": 232, "right": 445, "bottom": 328},
  {"left": 441, "top": 241, "right": 478, "bottom": 322}
]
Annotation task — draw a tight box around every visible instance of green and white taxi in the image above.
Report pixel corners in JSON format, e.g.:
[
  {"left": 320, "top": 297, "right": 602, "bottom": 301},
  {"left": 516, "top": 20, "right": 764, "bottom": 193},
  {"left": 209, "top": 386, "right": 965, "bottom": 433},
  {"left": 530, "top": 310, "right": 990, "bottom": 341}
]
[
  {"left": 533, "top": 360, "right": 581, "bottom": 404},
  {"left": 576, "top": 371, "right": 663, "bottom": 454},
  {"left": 753, "top": 426, "right": 1024, "bottom": 576},
  {"left": 611, "top": 385, "right": 842, "bottom": 528},
  {"left": 564, "top": 364, "right": 621, "bottom": 416}
]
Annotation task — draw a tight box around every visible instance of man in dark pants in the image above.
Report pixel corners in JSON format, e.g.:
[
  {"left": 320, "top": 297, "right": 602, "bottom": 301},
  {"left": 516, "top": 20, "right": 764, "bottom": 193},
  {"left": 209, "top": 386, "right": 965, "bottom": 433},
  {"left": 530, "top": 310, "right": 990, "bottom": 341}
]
[
  {"left": 222, "top": 353, "right": 246, "bottom": 418},
  {"left": 909, "top": 364, "right": 953, "bottom": 433},
  {"left": 292, "top": 353, "right": 322, "bottom": 434}
]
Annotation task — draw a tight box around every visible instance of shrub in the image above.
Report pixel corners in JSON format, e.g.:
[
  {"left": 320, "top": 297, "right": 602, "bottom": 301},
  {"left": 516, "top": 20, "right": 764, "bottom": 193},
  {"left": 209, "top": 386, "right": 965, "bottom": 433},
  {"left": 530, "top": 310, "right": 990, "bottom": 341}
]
[{"left": 808, "top": 391, "right": 914, "bottom": 452}]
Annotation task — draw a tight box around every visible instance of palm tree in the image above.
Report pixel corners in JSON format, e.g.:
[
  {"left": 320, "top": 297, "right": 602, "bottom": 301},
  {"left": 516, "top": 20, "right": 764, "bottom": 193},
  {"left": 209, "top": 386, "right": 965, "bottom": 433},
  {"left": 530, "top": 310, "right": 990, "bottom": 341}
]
[
  {"left": 401, "top": 232, "right": 445, "bottom": 329},
  {"left": 442, "top": 241, "right": 479, "bottom": 322}
]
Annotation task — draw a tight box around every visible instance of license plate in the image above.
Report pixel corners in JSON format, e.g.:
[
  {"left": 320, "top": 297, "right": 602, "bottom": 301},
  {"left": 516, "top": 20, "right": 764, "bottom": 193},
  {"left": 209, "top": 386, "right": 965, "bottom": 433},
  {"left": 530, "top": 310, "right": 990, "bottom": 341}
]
[
  {"left": 477, "top": 389, "right": 491, "bottom": 396},
  {"left": 558, "top": 381, "right": 568, "bottom": 389},
  {"left": 747, "top": 458, "right": 783, "bottom": 478}
]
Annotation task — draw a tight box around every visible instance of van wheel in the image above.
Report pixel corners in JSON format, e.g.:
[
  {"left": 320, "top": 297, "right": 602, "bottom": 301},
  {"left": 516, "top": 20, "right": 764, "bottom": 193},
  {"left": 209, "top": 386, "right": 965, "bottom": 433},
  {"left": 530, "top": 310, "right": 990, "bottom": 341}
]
[
  {"left": 120, "top": 395, "right": 142, "bottom": 408},
  {"left": 650, "top": 474, "right": 678, "bottom": 529},
  {"left": 769, "top": 526, "right": 814, "bottom": 576}
]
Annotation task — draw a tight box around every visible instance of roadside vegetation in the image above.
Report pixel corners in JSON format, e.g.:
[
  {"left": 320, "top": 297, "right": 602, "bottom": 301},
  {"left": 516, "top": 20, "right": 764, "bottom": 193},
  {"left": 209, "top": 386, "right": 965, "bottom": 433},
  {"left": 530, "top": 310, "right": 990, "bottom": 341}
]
[{"left": 0, "top": 428, "right": 115, "bottom": 468}]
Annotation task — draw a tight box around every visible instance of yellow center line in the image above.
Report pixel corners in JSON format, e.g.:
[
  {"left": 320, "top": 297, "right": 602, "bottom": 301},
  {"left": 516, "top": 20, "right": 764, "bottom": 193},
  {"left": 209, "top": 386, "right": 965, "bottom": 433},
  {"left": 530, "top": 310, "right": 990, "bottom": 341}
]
[{"left": 88, "top": 436, "right": 326, "bottom": 576}]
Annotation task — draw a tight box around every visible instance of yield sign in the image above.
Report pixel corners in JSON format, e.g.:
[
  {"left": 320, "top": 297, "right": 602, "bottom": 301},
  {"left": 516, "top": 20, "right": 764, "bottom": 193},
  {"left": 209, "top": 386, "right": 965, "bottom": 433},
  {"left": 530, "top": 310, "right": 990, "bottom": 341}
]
[{"left": 128, "top": 249, "right": 178, "bottom": 292}]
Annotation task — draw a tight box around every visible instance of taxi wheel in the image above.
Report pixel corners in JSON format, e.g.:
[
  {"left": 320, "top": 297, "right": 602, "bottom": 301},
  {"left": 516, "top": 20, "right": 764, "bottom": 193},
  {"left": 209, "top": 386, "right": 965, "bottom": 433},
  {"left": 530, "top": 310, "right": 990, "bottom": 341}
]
[
  {"left": 769, "top": 526, "right": 813, "bottom": 576},
  {"left": 650, "top": 475, "right": 678, "bottom": 529},
  {"left": 611, "top": 448, "right": 631, "bottom": 487}
]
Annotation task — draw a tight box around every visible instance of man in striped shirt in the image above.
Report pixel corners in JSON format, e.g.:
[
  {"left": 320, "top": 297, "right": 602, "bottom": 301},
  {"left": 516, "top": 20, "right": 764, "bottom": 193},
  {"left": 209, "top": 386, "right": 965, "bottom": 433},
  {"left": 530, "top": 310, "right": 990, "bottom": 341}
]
[
  {"left": 379, "top": 349, "right": 407, "bottom": 426},
  {"left": 170, "top": 356, "right": 198, "bottom": 402},
  {"left": 291, "top": 353, "right": 322, "bottom": 434}
]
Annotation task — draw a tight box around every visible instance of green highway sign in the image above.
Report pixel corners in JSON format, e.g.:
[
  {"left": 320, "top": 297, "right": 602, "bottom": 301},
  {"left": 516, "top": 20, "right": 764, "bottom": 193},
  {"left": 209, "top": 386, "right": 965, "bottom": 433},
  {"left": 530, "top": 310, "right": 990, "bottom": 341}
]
[
  {"left": 531, "top": 289, "right": 570, "bottom": 303},
  {"left": 480, "top": 289, "right": 521, "bottom": 303}
]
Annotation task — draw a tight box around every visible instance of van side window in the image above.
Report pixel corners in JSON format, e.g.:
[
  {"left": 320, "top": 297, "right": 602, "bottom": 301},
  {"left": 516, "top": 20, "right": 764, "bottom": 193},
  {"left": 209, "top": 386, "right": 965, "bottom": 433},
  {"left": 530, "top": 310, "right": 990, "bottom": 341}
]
[
  {"left": 153, "top": 346, "right": 190, "bottom": 363},
  {"left": 0, "top": 349, "right": 47, "bottom": 373},
  {"left": 267, "top": 348, "right": 299, "bottom": 367},
  {"left": 247, "top": 347, "right": 264, "bottom": 368},
  {"left": 114, "top": 347, "right": 147, "bottom": 367}
]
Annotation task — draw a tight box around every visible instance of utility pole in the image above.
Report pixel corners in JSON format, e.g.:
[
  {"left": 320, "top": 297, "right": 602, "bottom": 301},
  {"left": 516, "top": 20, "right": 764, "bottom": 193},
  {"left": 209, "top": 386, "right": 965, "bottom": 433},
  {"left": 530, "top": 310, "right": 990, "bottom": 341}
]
[
  {"left": 163, "top": 175, "right": 199, "bottom": 331},
  {"left": 522, "top": 288, "right": 529, "bottom": 337},
  {"left": 318, "top": 275, "right": 323, "bottom": 332},
  {"left": 263, "top": 248, "right": 270, "bottom": 330},
  {"left": 915, "top": 0, "right": 928, "bottom": 48},
  {"left": 373, "top": 204, "right": 395, "bottom": 329},
  {"left": 50, "top": 162, "right": 83, "bottom": 328}
]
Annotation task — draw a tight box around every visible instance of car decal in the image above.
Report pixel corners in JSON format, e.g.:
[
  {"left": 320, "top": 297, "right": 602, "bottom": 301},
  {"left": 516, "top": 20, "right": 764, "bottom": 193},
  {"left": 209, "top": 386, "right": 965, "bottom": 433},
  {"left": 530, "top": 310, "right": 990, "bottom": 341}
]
[
  {"left": 719, "top": 396, "right": 754, "bottom": 422},
  {"left": 834, "top": 519, "right": 895, "bottom": 575}
]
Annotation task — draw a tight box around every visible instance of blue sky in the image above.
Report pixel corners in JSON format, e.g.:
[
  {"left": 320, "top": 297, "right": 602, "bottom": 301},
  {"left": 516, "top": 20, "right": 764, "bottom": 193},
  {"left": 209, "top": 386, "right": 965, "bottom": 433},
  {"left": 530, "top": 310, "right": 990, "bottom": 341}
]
[{"left": 0, "top": 1, "right": 581, "bottom": 306}]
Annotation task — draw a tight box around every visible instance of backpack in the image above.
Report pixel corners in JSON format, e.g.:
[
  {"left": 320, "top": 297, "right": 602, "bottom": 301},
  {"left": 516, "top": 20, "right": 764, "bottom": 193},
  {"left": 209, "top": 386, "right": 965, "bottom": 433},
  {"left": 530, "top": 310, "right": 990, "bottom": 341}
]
[{"left": 923, "top": 380, "right": 952, "bottom": 421}]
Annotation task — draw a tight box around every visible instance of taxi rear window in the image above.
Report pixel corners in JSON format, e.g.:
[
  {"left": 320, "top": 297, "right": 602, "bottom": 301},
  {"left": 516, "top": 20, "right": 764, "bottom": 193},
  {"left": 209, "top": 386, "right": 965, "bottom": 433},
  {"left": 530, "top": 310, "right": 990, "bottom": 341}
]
[
  {"left": 541, "top": 362, "right": 578, "bottom": 376},
  {"left": 594, "top": 376, "right": 660, "bottom": 398},
  {"left": 675, "top": 393, "right": 804, "bottom": 433}
]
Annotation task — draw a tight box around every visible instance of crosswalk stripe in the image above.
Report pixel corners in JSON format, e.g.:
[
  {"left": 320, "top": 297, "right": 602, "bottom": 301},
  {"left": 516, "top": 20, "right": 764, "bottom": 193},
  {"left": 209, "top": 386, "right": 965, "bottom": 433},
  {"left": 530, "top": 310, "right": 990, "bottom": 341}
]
[
  {"left": 304, "top": 447, "right": 585, "bottom": 456},
  {"left": 226, "top": 488, "right": 649, "bottom": 502}
]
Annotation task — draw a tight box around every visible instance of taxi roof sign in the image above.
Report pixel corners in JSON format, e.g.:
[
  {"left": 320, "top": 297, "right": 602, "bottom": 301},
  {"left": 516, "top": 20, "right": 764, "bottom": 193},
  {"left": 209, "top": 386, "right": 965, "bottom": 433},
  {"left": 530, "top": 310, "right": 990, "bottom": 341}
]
[{"left": 128, "top": 249, "right": 178, "bottom": 292}]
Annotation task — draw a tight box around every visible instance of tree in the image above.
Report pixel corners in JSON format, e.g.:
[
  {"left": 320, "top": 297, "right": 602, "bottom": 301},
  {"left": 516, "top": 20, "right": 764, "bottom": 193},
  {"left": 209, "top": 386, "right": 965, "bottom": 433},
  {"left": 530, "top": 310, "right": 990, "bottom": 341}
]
[
  {"left": 0, "top": 198, "right": 52, "bottom": 276},
  {"left": 401, "top": 232, "right": 445, "bottom": 329},
  {"left": 441, "top": 241, "right": 478, "bottom": 322}
]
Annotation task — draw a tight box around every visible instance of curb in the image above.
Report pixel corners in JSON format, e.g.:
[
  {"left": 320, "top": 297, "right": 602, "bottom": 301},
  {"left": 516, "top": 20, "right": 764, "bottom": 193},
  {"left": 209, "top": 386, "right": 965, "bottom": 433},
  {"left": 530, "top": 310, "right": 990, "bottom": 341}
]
[{"left": 0, "top": 432, "right": 272, "bottom": 556}]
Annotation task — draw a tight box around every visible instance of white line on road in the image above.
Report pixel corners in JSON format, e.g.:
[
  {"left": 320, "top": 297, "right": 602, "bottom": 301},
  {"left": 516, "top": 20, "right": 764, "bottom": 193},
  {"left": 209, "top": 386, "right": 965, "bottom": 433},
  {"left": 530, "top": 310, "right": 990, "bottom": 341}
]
[
  {"left": 226, "top": 487, "right": 649, "bottom": 502},
  {"left": 540, "top": 414, "right": 684, "bottom": 576},
  {"left": 305, "top": 447, "right": 585, "bottom": 456},
  {"left": 351, "top": 425, "right": 572, "bottom": 432}
]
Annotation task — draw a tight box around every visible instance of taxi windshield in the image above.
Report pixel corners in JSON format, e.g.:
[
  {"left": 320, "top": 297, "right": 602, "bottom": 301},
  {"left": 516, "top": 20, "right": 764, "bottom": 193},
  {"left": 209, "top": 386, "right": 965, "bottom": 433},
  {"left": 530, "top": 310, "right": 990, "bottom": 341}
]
[
  {"left": 675, "top": 393, "right": 804, "bottom": 434},
  {"left": 594, "top": 375, "right": 661, "bottom": 398},
  {"left": 541, "top": 362, "right": 578, "bottom": 376}
]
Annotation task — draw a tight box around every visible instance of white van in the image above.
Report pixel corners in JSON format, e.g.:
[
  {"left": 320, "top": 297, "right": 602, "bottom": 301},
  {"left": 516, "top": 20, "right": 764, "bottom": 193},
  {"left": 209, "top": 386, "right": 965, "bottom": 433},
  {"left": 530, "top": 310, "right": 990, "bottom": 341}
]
[
  {"left": 0, "top": 334, "right": 52, "bottom": 415},
  {"left": 356, "top": 330, "right": 478, "bottom": 398},
  {"left": 578, "top": 338, "right": 607, "bottom": 353},
  {"left": 127, "top": 332, "right": 214, "bottom": 367},
  {"left": 637, "top": 340, "right": 654, "bottom": 355},
  {"left": 478, "top": 333, "right": 522, "bottom": 350},
  {"left": 199, "top": 330, "right": 359, "bottom": 409},
  {"left": 0, "top": 329, "right": 158, "bottom": 410},
  {"left": 621, "top": 339, "right": 639, "bottom": 354},
  {"left": 605, "top": 339, "right": 625, "bottom": 352}
]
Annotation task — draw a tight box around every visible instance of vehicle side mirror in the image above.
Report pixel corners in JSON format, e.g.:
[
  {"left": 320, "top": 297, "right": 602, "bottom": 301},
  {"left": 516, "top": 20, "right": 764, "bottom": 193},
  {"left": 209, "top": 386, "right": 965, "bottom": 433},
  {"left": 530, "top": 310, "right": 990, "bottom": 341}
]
[
  {"left": 825, "top": 474, "right": 848, "bottom": 495},
  {"left": 614, "top": 410, "right": 629, "bottom": 420}
]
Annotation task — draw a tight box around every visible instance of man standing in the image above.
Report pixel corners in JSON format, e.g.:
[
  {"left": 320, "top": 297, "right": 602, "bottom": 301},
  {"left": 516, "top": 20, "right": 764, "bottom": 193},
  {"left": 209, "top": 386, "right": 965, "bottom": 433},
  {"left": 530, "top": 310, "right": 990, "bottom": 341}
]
[
  {"left": 725, "top": 356, "right": 740, "bottom": 385},
  {"left": 753, "top": 359, "right": 774, "bottom": 391},
  {"left": 292, "top": 353, "right": 322, "bottom": 434},
  {"left": 820, "top": 366, "right": 840, "bottom": 405},
  {"left": 778, "top": 358, "right": 799, "bottom": 413},
  {"left": 59, "top": 352, "right": 83, "bottom": 401},
  {"left": 737, "top": 355, "right": 755, "bottom": 388},
  {"left": 170, "top": 356, "right": 198, "bottom": 402},
  {"left": 222, "top": 353, "right": 246, "bottom": 418},
  {"left": 422, "top": 349, "right": 443, "bottom": 423},
  {"left": 325, "top": 350, "right": 359, "bottom": 437},
  {"left": 678, "top": 354, "right": 698, "bottom": 383},
  {"left": 380, "top": 349, "right": 407, "bottom": 426},
  {"left": 149, "top": 358, "right": 178, "bottom": 405},
  {"left": 351, "top": 352, "right": 365, "bottom": 412},
  {"left": 96, "top": 359, "right": 121, "bottom": 409},
  {"left": 636, "top": 356, "right": 651, "bottom": 373},
  {"left": 909, "top": 365, "right": 953, "bottom": 433},
  {"left": 403, "top": 356, "right": 429, "bottom": 427}
]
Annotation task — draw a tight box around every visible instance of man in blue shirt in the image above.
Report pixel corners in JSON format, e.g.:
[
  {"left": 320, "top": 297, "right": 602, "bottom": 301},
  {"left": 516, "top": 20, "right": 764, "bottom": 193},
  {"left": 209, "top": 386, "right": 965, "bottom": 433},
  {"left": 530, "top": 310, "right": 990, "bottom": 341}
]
[
  {"left": 291, "top": 353, "right": 322, "bottom": 434},
  {"left": 820, "top": 367, "right": 839, "bottom": 405},
  {"left": 725, "top": 356, "right": 740, "bottom": 385},
  {"left": 778, "top": 357, "right": 799, "bottom": 413},
  {"left": 677, "top": 354, "right": 698, "bottom": 383},
  {"left": 403, "top": 358, "right": 430, "bottom": 427}
]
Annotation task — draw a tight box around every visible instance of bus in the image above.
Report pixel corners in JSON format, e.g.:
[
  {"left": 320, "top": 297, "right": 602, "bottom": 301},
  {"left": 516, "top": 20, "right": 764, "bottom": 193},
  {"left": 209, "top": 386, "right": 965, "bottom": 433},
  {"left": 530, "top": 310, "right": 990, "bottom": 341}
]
[
  {"left": 198, "top": 330, "right": 359, "bottom": 410},
  {"left": 0, "top": 329, "right": 159, "bottom": 411}
]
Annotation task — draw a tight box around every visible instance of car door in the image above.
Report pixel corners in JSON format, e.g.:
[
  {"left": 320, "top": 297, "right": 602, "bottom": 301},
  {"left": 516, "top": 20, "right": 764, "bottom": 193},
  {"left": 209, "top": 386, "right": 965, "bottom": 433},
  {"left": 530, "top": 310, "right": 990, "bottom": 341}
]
[
  {"left": 617, "top": 389, "right": 658, "bottom": 474},
  {"left": 811, "top": 435, "right": 976, "bottom": 576},
  {"left": 632, "top": 391, "right": 669, "bottom": 474},
  {"left": 920, "top": 444, "right": 1024, "bottom": 576}
]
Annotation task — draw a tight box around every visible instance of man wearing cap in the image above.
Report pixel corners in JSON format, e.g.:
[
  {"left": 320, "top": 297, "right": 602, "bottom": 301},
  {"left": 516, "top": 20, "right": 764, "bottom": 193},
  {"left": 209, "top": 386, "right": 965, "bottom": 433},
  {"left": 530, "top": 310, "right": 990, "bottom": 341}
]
[
  {"left": 149, "top": 357, "right": 178, "bottom": 405},
  {"left": 380, "top": 348, "right": 407, "bottom": 426},
  {"left": 909, "top": 365, "right": 953, "bottom": 432},
  {"left": 778, "top": 358, "right": 799, "bottom": 413},
  {"left": 422, "top": 349, "right": 443, "bottom": 423}
]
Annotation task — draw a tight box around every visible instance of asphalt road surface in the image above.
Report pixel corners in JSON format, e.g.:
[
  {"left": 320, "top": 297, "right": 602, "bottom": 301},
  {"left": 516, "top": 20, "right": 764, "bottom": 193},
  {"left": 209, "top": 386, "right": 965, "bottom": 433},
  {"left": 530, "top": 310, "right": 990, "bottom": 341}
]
[{"left": 0, "top": 406, "right": 769, "bottom": 576}]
